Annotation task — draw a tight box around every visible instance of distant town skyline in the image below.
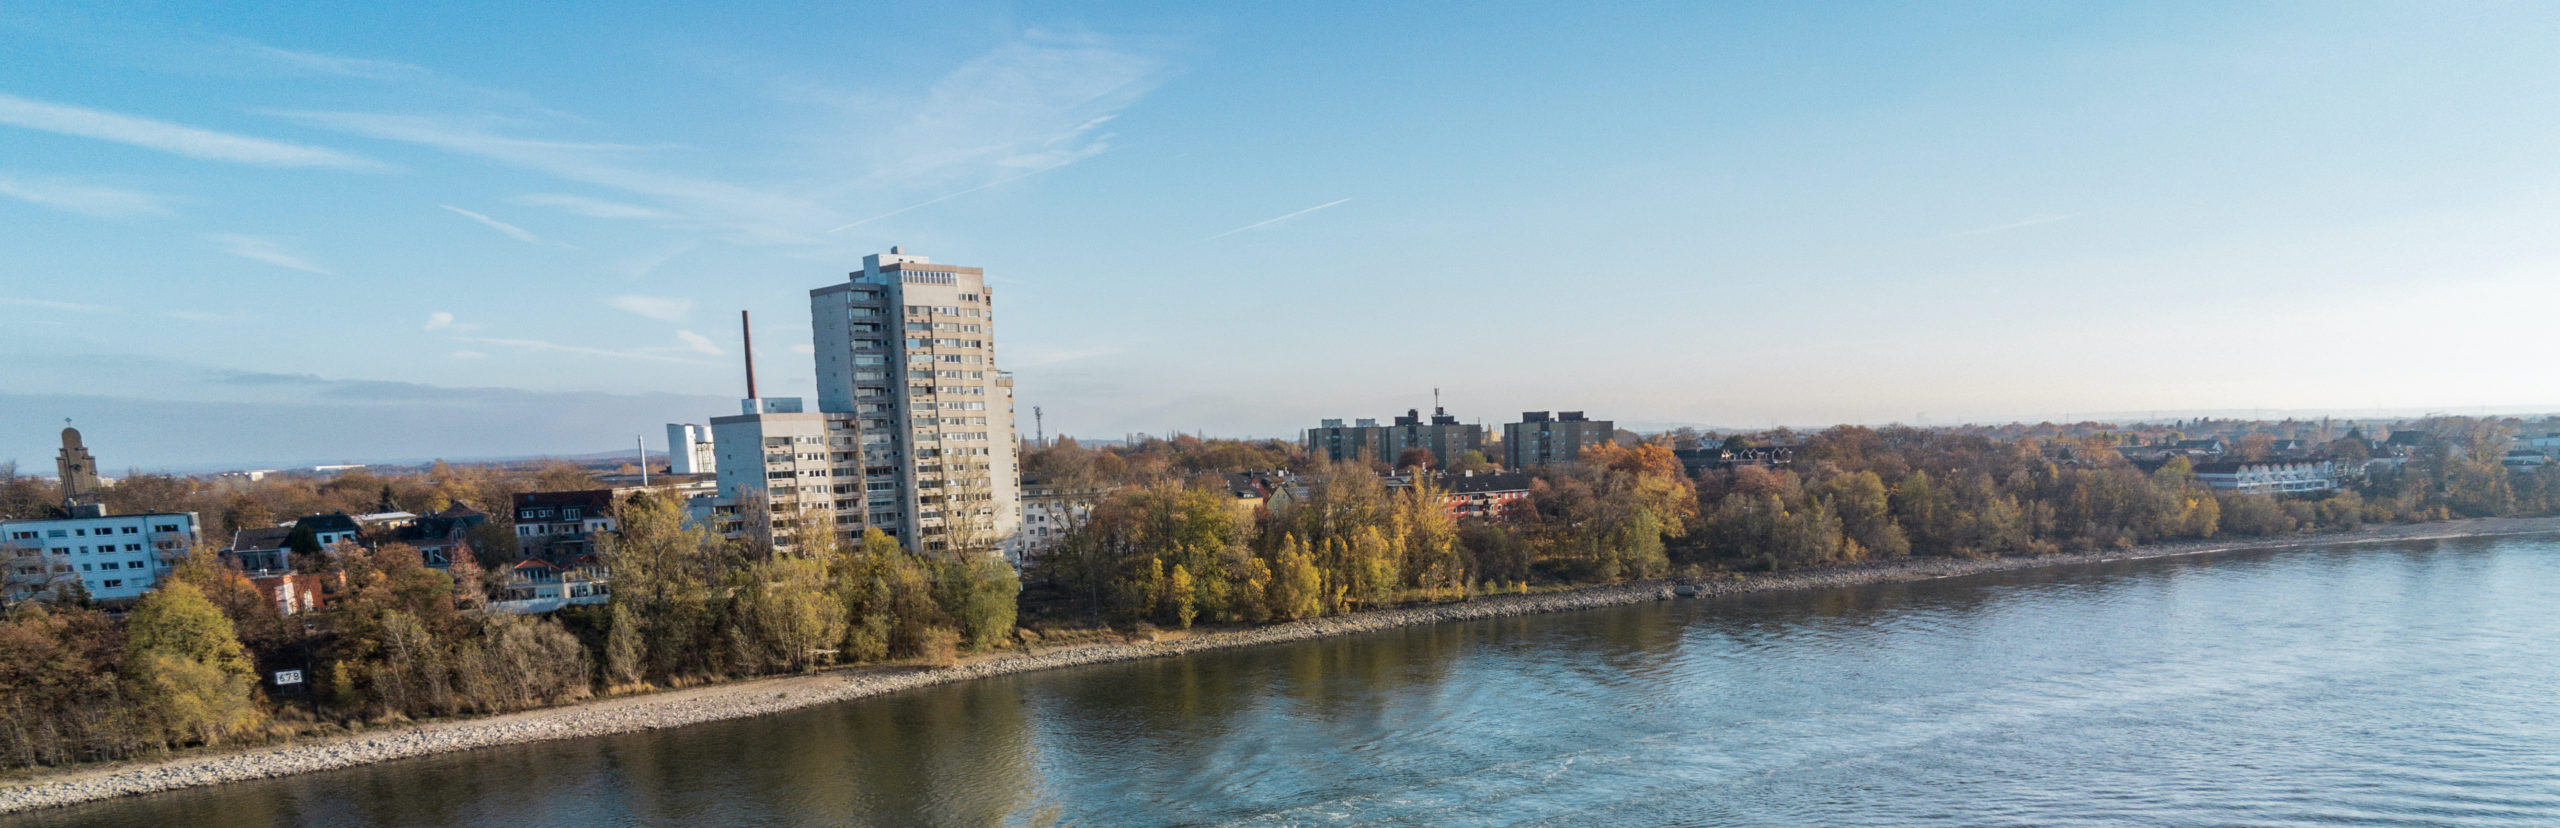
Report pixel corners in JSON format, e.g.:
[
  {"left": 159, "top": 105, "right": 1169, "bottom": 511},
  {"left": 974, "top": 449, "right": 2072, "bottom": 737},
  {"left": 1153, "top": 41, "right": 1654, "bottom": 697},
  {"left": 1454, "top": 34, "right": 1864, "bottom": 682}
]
[{"left": 9, "top": 3, "right": 2560, "bottom": 469}]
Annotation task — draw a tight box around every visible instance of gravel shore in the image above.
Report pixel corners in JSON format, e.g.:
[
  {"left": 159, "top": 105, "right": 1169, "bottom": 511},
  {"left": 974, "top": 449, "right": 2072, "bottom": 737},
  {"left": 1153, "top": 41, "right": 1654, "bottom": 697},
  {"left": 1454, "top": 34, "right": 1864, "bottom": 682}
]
[{"left": 7, "top": 516, "right": 2555, "bottom": 815}]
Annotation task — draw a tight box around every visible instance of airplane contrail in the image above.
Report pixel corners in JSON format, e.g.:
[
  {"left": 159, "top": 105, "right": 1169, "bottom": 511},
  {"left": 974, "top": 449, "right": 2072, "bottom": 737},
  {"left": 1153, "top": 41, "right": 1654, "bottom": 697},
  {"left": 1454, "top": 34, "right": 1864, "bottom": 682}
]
[{"left": 1199, "top": 197, "right": 1353, "bottom": 242}]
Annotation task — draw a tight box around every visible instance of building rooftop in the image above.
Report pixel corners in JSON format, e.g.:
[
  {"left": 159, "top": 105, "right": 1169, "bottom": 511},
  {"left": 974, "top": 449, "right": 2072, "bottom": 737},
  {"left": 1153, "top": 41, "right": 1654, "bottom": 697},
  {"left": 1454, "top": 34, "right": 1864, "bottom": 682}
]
[
  {"left": 229, "top": 526, "right": 296, "bottom": 552},
  {"left": 2190, "top": 460, "right": 2327, "bottom": 474},
  {"left": 294, "top": 513, "right": 362, "bottom": 535},
  {"left": 1443, "top": 471, "right": 1534, "bottom": 494}
]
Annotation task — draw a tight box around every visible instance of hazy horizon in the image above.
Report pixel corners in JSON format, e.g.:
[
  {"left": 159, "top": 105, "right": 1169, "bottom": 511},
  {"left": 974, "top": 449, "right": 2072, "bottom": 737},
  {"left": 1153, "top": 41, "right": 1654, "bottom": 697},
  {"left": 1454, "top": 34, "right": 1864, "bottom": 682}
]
[
  {"left": 11, "top": 399, "right": 2553, "bottom": 478},
  {"left": 10, "top": 3, "right": 2560, "bottom": 469}
]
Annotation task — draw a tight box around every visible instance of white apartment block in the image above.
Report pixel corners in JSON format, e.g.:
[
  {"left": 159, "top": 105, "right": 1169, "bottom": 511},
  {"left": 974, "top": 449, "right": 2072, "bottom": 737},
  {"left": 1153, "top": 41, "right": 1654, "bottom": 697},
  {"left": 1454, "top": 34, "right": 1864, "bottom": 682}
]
[
  {"left": 2, "top": 508, "right": 201, "bottom": 604},
  {"left": 2192, "top": 460, "right": 2338, "bottom": 495},
  {"left": 667, "top": 422, "right": 717, "bottom": 475},
  {"left": 798, "top": 247, "right": 1021, "bottom": 554},
  {"left": 710, "top": 398, "right": 864, "bottom": 544},
  {"left": 1001, "top": 479, "right": 1093, "bottom": 565}
]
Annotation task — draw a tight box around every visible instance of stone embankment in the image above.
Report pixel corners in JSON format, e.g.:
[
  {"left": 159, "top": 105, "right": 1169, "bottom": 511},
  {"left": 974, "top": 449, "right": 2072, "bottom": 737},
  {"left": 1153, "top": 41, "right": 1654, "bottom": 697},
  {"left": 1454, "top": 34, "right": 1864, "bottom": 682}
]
[{"left": 7, "top": 515, "right": 2557, "bottom": 815}]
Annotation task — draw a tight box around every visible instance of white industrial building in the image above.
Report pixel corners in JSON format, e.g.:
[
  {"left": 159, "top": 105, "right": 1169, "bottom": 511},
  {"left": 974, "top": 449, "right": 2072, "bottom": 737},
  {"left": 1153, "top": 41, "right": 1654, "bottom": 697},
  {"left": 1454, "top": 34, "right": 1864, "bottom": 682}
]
[{"left": 666, "top": 422, "right": 717, "bottom": 475}]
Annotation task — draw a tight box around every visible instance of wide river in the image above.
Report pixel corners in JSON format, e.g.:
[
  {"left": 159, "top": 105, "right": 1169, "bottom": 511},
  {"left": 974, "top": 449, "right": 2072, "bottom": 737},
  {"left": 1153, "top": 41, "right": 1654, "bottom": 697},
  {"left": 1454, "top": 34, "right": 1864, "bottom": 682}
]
[{"left": 33, "top": 534, "right": 2560, "bottom": 826}]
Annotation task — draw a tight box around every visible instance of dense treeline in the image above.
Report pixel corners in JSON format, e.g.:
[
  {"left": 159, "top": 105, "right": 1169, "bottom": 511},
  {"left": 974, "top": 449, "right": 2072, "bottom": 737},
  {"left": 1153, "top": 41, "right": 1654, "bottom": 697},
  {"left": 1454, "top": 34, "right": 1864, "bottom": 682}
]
[
  {"left": 0, "top": 544, "right": 591, "bottom": 767},
  {"left": 1025, "top": 442, "right": 1697, "bottom": 626},
  {"left": 1024, "top": 417, "right": 2560, "bottom": 623},
  {"left": 1701, "top": 417, "right": 2559, "bottom": 569},
  {"left": 0, "top": 491, "right": 1019, "bottom": 769},
  {"left": 592, "top": 493, "right": 1018, "bottom": 685}
]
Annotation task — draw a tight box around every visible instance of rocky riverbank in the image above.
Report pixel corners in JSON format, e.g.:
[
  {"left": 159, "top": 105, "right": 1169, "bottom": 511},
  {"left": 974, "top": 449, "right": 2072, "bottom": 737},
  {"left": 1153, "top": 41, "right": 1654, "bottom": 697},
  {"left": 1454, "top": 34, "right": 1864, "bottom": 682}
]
[{"left": 7, "top": 515, "right": 2557, "bottom": 815}]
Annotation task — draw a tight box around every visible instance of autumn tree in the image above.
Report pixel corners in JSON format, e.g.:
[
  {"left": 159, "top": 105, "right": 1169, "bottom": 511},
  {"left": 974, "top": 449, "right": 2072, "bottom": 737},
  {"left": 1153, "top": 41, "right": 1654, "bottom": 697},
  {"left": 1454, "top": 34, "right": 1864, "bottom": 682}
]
[{"left": 123, "top": 581, "right": 261, "bottom": 746}]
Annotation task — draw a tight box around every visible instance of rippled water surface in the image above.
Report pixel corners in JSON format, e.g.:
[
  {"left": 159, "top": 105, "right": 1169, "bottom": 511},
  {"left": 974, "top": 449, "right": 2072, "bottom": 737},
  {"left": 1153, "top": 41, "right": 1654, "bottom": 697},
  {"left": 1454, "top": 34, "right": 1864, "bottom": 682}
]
[{"left": 34, "top": 535, "right": 2560, "bottom": 827}]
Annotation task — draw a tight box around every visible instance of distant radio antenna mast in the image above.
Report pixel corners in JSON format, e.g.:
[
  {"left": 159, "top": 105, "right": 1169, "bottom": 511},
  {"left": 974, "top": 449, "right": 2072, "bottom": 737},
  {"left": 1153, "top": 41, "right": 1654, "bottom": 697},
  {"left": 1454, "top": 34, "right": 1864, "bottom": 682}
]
[
  {"left": 740, "top": 310, "right": 758, "bottom": 399},
  {"left": 1034, "top": 406, "right": 1045, "bottom": 448},
  {"left": 637, "top": 435, "right": 649, "bottom": 486}
]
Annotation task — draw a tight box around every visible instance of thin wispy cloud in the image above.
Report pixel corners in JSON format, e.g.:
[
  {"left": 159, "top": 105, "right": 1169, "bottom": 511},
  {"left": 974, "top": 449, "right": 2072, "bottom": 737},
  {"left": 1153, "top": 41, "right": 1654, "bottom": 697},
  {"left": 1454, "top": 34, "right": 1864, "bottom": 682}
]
[
  {"left": 844, "top": 36, "right": 1160, "bottom": 186},
  {"left": 440, "top": 204, "right": 566, "bottom": 246},
  {"left": 448, "top": 350, "right": 489, "bottom": 360},
  {"left": 1200, "top": 197, "right": 1353, "bottom": 242},
  {"left": 673, "top": 330, "right": 723, "bottom": 355},
  {"left": 612, "top": 242, "right": 698, "bottom": 279},
  {"left": 511, "top": 193, "right": 678, "bottom": 221},
  {"left": 827, "top": 160, "right": 1074, "bottom": 233},
  {"left": 215, "top": 37, "right": 571, "bottom": 119},
  {"left": 235, "top": 43, "right": 434, "bottom": 81},
  {"left": 608, "top": 295, "right": 692, "bottom": 321},
  {"left": 281, "top": 111, "right": 833, "bottom": 244},
  {"left": 1940, "top": 213, "right": 2082, "bottom": 240},
  {"left": 162, "top": 310, "right": 244, "bottom": 323},
  {"left": 422, "top": 311, "right": 482, "bottom": 333},
  {"left": 454, "top": 335, "right": 711, "bottom": 365},
  {"left": 203, "top": 233, "right": 334, "bottom": 275},
  {"left": 0, "top": 174, "right": 176, "bottom": 218},
  {"left": 0, "top": 297, "right": 121, "bottom": 313},
  {"left": 0, "top": 92, "right": 385, "bottom": 171}
]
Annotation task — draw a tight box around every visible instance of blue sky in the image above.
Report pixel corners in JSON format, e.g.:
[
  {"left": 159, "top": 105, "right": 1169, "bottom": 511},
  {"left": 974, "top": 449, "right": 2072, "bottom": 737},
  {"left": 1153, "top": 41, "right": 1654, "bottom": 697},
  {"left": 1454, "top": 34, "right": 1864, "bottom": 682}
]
[{"left": 5, "top": 2, "right": 2560, "bottom": 469}]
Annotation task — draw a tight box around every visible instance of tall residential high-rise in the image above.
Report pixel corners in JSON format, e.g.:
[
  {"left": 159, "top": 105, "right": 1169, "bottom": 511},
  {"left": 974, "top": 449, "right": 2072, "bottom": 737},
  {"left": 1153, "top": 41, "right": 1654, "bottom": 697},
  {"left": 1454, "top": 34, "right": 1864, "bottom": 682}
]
[{"left": 789, "top": 247, "right": 1019, "bottom": 554}]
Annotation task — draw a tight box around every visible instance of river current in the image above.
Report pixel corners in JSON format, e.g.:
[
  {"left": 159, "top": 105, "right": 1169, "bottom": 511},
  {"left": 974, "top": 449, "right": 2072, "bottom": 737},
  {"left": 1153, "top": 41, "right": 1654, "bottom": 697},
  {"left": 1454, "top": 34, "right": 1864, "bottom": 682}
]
[{"left": 34, "top": 534, "right": 2560, "bottom": 826}]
